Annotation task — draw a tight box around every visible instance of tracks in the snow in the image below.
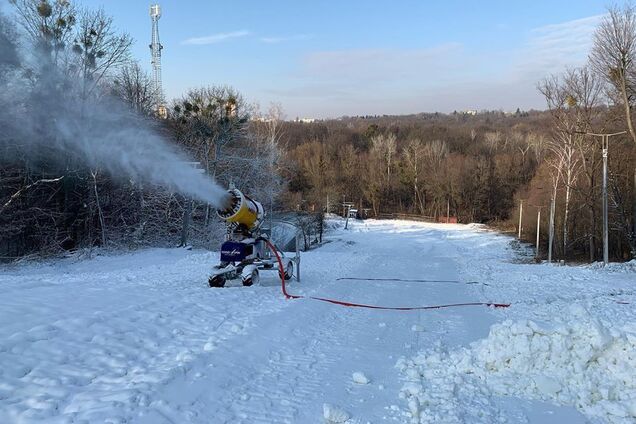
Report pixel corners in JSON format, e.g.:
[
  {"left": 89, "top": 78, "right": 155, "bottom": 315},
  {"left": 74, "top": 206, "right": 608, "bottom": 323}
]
[{"left": 207, "top": 304, "right": 363, "bottom": 423}]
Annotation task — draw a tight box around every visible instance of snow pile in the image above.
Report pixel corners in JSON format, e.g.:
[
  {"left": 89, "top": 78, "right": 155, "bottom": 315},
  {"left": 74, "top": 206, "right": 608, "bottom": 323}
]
[
  {"left": 396, "top": 306, "right": 636, "bottom": 423},
  {"left": 352, "top": 371, "right": 370, "bottom": 385},
  {"left": 588, "top": 259, "right": 636, "bottom": 273},
  {"left": 323, "top": 403, "right": 350, "bottom": 423}
]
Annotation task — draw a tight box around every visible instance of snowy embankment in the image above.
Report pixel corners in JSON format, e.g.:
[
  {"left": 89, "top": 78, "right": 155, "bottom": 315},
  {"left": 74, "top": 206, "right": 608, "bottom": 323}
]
[
  {"left": 0, "top": 219, "right": 634, "bottom": 423},
  {"left": 396, "top": 224, "right": 636, "bottom": 424}
]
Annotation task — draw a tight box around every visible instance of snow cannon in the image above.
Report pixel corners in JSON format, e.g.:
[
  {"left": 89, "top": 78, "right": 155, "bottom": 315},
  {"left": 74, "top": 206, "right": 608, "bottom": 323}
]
[
  {"left": 208, "top": 188, "right": 298, "bottom": 288},
  {"left": 217, "top": 188, "right": 264, "bottom": 230}
]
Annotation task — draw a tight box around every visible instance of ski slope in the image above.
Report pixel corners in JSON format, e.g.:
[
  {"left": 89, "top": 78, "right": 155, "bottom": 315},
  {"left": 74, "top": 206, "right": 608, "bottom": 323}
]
[{"left": 0, "top": 219, "right": 634, "bottom": 423}]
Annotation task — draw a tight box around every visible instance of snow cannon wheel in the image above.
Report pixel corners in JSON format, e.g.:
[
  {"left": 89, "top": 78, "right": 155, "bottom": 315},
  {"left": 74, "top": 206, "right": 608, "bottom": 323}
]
[
  {"left": 242, "top": 269, "right": 259, "bottom": 287},
  {"left": 209, "top": 274, "right": 226, "bottom": 288},
  {"left": 278, "top": 261, "right": 293, "bottom": 281}
]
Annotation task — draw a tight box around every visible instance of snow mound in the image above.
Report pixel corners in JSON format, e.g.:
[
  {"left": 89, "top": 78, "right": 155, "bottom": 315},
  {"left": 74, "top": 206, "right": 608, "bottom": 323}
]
[
  {"left": 323, "top": 403, "right": 350, "bottom": 423},
  {"left": 588, "top": 259, "right": 636, "bottom": 273},
  {"left": 352, "top": 371, "right": 370, "bottom": 384},
  {"left": 396, "top": 306, "right": 636, "bottom": 423}
]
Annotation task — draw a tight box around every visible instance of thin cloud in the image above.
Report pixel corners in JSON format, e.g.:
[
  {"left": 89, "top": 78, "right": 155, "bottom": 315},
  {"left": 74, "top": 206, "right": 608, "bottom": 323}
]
[
  {"left": 514, "top": 14, "right": 604, "bottom": 77},
  {"left": 260, "top": 34, "right": 309, "bottom": 44},
  {"left": 261, "top": 14, "right": 605, "bottom": 118},
  {"left": 301, "top": 43, "right": 465, "bottom": 83},
  {"left": 182, "top": 30, "right": 250, "bottom": 45}
]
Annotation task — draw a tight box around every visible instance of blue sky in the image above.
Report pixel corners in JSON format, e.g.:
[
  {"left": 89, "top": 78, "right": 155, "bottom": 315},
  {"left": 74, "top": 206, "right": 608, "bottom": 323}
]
[{"left": 3, "top": 0, "right": 608, "bottom": 118}]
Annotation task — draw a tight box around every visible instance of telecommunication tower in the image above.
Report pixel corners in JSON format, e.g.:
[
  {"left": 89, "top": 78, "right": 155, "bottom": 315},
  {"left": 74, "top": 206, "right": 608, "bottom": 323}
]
[{"left": 150, "top": 4, "right": 166, "bottom": 118}]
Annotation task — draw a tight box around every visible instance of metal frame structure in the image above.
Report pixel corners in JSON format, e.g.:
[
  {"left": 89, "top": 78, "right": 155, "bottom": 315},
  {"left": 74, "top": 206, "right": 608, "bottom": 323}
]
[
  {"left": 580, "top": 131, "right": 627, "bottom": 265},
  {"left": 150, "top": 4, "right": 166, "bottom": 118}
]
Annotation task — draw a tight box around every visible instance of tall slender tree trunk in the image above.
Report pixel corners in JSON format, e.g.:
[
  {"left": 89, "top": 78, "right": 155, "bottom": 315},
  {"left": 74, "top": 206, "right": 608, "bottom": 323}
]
[{"left": 564, "top": 175, "right": 571, "bottom": 257}]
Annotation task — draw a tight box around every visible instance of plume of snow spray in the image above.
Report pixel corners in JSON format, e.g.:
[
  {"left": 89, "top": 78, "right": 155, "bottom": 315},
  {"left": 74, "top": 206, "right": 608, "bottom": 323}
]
[
  {"left": 49, "top": 97, "right": 230, "bottom": 207},
  {"left": 0, "top": 14, "right": 228, "bottom": 208}
]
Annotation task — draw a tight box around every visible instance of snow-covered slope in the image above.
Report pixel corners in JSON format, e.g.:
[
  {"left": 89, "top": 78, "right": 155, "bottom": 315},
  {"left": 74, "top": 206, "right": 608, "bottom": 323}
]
[{"left": 0, "top": 220, "right": 633, "bottom": 423}]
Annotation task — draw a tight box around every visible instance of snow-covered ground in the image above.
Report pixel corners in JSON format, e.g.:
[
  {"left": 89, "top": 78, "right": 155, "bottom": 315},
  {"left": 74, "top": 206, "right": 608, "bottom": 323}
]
[{"left": 0, "top": 219, "right": 634, "bottom": 423}]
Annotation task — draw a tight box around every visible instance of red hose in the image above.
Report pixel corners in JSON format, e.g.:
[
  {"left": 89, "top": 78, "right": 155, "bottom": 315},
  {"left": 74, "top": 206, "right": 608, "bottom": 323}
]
[
  {"left": 263, "top": 239, "right": 509, "bottom": 310},
  {"left": 264, "top": 238, "right": 301, "bottom": 299}
]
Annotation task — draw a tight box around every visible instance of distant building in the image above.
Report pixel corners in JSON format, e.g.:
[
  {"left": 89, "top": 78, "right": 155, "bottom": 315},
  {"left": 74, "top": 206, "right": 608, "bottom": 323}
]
[
  {"left": 296, "top": 117, "right": 316, "bottom": 123},
  {"left": 251, "top": 116, "right": 275, "bottom": 123}
]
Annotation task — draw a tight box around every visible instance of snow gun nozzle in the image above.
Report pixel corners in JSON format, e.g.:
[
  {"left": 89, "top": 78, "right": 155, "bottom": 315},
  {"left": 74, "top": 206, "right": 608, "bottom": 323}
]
[
  {"left": 216, "top": 189, "right": 264, "bottom": 229},
  {"left": 218, "top": 190, "right": 236, "bottom": 213}
]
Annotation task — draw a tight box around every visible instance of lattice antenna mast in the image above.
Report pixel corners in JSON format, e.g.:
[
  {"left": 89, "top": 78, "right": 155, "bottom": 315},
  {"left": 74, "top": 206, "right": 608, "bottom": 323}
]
[{"left": 150, "top": 4, "right": 166, "bottom": 117}]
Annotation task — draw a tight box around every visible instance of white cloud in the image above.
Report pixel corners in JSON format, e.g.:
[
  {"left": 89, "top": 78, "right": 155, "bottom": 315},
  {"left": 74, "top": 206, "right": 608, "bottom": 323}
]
[{"left": 182, "top": 30, "right": 250, "bottom": 45}]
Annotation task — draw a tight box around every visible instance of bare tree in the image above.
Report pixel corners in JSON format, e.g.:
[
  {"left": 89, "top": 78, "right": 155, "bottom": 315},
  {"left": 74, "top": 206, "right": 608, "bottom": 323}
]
[
  {"left": 591, "top": 4, "right": 636, "bottom": 144},
  {"left": 423, "top": 140, "right": 448, "bottom": 169},
  {"left": 9, "top": 0, "right": 76, "bottom": 64},
  {"left": 484, "top": 131, "right": 501, "bottom": 153},
  {"left": 539, "top": 68, "right": 601, "bottom": 257},
  {"left": 172, "top": 86, "right": 250, "bottom": 178},
  {"left": 70, "top": 7, "right": 132, "bottom": 99},
  {"left": 402, "top": 139, "right": 426, "bottom": 214},
  {"left": 371, "top": 133, "right": 397, "bottom": 183},
  {"left": 568, "top": 67, "right": 605, "bottom": 261},
  {"left": 110, "top": 62, "right": 156, "bottom": 115}
]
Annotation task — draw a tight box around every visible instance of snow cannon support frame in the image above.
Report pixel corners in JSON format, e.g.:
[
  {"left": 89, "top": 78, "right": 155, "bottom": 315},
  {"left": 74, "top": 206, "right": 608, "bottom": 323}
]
[{"left": 208, "top": 189, "right": 300, "bottom": 288}]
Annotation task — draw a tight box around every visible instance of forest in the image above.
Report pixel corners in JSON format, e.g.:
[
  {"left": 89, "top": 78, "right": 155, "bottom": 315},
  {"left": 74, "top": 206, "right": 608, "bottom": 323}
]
[{"left": 1, "top": 0, "right": 635, "bottom": 262}]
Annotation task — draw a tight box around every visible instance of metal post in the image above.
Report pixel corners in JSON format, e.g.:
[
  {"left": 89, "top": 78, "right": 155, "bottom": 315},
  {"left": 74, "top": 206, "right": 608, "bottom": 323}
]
[
  {"left": 548, "top": 196, "right": 555, "bottom": 263},
  {"left": 576, "top": 131, "right": 625, "bottom": 264},
  {"left": 536, "top": 208, "right": 541, "bottom": 258},
  {"left": 518, "top": 200, "right": 523, "bottom": 239},
  {"left": 180, "top": 198, "right": 192, "bottom": 247},
  {"left": 602, "top": 135, "right": 609, "bottom": 266}
]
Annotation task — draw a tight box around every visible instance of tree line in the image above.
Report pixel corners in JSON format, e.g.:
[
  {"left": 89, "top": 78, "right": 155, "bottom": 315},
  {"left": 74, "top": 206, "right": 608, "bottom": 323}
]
[
  {"left": 280, "top": 112, "right": 543, "bottom": 224},
  {"left": 0, "top": 0, "right": 282, "bottom": 259},
  {"left": 280, "top": 5, "right": 636, "bottom": 262},
  {"left": 1, "top": 1, "right": 635, "bottom": 263}
]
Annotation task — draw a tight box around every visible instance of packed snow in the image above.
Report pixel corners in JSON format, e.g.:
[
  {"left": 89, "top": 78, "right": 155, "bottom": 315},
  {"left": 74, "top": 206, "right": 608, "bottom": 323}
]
[{"left": 0, "top": 219, "right": 633, "bottom": 423}]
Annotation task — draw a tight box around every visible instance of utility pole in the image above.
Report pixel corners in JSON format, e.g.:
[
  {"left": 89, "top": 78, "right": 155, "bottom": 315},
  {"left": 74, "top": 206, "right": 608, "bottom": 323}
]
[
  {"left": 579, "top": 131, "right": 626, "bottom": 265},
  {"left": 548, "top": 196, "right": 555, "bottom": 263},
  {"left": 518, "top": 199, "right": 524, "bottom": 239},
  {"left": 180, "top": 199, "right": 192, "bottom": 246}
]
